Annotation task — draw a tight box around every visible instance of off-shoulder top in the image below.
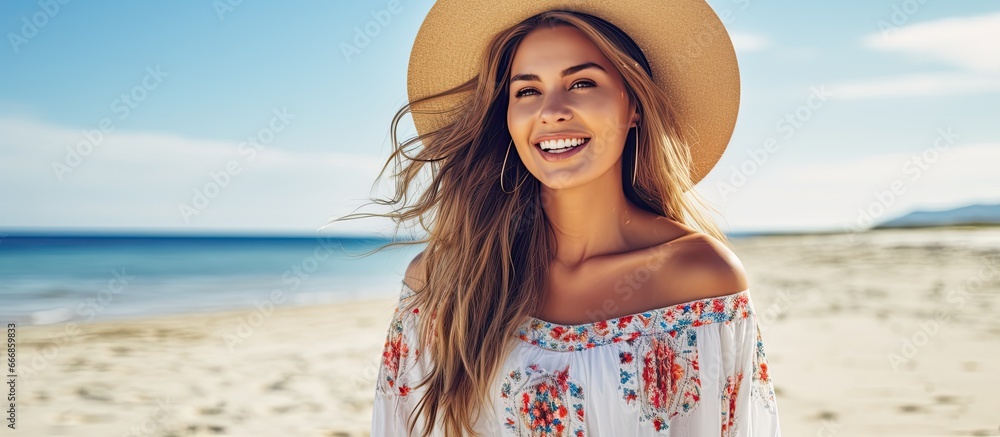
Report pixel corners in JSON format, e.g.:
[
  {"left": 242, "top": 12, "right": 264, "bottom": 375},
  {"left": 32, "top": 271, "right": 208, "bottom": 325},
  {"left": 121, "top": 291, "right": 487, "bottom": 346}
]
[{"left": 371, "top": 280, "right": 781, "bottom": 436}]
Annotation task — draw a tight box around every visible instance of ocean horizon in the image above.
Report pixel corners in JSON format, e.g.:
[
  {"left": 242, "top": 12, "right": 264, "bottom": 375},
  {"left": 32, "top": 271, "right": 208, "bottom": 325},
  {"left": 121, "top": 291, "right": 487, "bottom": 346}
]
[
  {"left": 0, "top": 232, "right": 425, "bottom": 325},
  {"left": 3, "top": 226, "right": 997, "bottom": 326}
]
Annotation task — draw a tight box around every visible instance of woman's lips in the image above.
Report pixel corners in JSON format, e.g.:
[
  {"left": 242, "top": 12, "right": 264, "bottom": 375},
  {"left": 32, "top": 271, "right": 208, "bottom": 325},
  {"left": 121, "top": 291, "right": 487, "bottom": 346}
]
[{"left": 534, "top": 138, "right": 591, "bottom": 162}]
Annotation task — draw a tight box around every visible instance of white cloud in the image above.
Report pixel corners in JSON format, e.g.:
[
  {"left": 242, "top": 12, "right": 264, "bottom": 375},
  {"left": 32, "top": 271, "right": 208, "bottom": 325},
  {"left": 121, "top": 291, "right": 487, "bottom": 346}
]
[
  {"left": 697, "top": 142, "right": 1000, "bottom": 233},
  {"left": 0, "top": 116, "right": 397, "bottom": 234},
  {"left": 829, "top": 72, "right": 1000, "bottom": 100},
  {"left": 4, "top": 115, "right": 996, "bottom": 236},
  {"left": 730, "top": 31, "right": 771, "bottom": 53},
  {"left": 840, "top": 11, "right": 1000, "bottom": 99},
  {"left": 864, "top": 11, "right": 1000, "bottom": 73}
]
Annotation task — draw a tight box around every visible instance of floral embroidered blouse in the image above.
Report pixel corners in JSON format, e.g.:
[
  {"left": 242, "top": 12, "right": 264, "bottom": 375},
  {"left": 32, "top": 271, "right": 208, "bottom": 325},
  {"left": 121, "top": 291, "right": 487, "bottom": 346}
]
[{"left": 372, "top": 280, "right": 781, "bottom": 436}]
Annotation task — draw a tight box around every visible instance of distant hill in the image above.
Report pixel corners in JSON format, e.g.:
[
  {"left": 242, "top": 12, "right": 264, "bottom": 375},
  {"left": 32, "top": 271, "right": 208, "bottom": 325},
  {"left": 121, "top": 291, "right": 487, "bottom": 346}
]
[{"left": 875, "top": 203, "right": 1000, "bottom": 229}]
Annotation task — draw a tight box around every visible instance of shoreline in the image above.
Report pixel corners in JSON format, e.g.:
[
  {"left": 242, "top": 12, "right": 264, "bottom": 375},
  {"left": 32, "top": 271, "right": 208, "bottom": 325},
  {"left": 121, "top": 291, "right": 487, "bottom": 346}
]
[
  {"left": 6, "top": 291, "right": 403, "bottom": 328},
  {"left": 10, "top": 229, "right": 1000, "bottom": 436}
]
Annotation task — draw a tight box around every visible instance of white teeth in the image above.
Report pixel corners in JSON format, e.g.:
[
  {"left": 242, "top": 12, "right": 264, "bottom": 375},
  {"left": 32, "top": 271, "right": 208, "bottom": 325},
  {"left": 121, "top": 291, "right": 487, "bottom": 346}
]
[{"left": 538, "top": 137, "right": 588, "bottom": 151}]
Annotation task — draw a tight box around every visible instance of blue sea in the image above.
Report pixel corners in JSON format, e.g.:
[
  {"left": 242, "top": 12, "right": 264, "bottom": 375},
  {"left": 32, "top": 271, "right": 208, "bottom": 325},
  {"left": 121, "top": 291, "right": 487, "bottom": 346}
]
[
  {"left": 7, "top": 226, "right": 994, "bottom": 326},
  {"left": 0, "top": 233, "right": 424, "bottom": 325}
]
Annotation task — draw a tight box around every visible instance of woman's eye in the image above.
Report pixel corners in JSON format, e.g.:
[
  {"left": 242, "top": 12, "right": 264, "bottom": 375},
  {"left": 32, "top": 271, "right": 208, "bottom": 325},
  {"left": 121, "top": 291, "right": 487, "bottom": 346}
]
[
  {"left": 514, "top": 88, "right": 539, "bottom": 98},
  {"left": 514, "top": 80, "right": 596, "bottom": 98}
]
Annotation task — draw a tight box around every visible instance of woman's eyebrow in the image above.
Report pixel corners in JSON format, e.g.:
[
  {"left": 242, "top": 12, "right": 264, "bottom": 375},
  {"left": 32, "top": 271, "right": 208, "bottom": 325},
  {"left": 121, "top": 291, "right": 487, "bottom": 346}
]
[{"left": 510, "top": 62, "right": 606, "bottom": 83}]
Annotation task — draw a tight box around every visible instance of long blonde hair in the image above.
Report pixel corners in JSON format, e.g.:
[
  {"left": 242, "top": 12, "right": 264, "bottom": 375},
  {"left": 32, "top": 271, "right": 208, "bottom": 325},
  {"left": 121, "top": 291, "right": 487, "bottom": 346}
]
[{"left": 329, "top": 10, "right": 729, "bottom": 436}]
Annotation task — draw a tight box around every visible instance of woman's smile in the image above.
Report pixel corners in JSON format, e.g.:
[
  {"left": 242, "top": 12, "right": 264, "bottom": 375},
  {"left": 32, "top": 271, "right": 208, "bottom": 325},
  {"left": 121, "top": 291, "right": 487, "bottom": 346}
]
[{"left": 534, "top": 137, "right": 591, "bottom": 161}]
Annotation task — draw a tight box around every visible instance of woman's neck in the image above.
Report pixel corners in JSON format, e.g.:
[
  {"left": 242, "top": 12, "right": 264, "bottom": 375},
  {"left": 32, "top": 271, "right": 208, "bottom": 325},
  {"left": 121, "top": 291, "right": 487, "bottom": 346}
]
[{"left": 541, "top": 168, "right": 646, "bottom": 270}]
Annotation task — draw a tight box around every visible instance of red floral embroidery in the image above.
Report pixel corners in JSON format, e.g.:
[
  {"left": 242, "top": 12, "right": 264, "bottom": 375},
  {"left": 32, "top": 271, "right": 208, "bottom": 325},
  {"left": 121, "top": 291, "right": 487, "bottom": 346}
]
[
  {"left": 502, "top": 364, "right": 586, "bottom": 436},
  {"left": 617, "top": 315, "right": 633, "bottom": 329},
  {"left": 518, "top": 290, "right": 750, "bottom": 352},
  {"left": 521, "top": 382, "right": 567, "bottom": 433},
  {"left": 594, "top": 320, "right": 610, "bottom": 336},
  {"left": 751, "top": 324, "right": 778, "bottom": 413},
  {"left": 690, "top": 300, "right": 706, "bottom": 315},
  {"left": 721, "top": 372, "right": 744, "bottom": 436},
  {"left": 713, "top": 299, "right": 726, "bottom": 313},
  {"left": 382, "top": 333, "right": 409, "bottom": 381},
  {"left": 642, "top": 337, "right": 684, "bottom": 410},
  {"left": 376, "top": 283, "right": 422, "bottom": 397},
  {"left": 617, "top": 329, "right": 702, "bottom": 434},
  {"left": 620, "top": 351, "right": 634, "bottom": 364}
]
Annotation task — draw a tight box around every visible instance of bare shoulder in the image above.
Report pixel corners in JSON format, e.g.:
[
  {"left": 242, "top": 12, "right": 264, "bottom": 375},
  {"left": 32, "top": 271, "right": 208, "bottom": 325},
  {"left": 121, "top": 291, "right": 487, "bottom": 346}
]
[
  {"left": 403, "top": 250, "right": 428, "bottom": 291},
  {"left": 652, "top": 232, "right": 749, "bottom": 303}
]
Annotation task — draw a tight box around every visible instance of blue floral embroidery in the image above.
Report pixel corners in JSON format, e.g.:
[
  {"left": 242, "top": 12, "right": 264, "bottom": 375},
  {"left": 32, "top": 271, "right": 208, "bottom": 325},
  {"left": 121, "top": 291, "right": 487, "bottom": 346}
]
[{"left": 516, "top": 290, "right": 753, "bottom": 352}]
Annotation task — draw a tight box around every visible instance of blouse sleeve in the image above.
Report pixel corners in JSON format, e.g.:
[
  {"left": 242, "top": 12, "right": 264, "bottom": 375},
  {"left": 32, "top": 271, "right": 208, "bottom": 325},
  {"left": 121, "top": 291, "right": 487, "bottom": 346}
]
[
  {"left": 371, "top": 281, "right": 433, "bottom": 436},
  {"left": 718, "top": 320, "right": 781, "bottom": 437},
  {"left": 747, "top": 323, "right": 781, "bottom": 435}
]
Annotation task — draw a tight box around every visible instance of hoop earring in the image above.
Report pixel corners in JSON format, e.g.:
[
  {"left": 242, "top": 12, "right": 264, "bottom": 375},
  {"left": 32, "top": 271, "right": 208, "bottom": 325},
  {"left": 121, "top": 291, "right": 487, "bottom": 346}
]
[
  {"left": 632, "top": 126, "right": 639, "bottom": 186},
  {"left": 500, "top": 139, "right": 528, "bottom": 194}
]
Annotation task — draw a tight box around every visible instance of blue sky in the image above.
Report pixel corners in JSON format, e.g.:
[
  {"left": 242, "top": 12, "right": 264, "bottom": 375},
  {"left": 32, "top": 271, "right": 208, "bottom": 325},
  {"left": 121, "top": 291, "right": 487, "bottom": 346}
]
[{"left": 1, "top": 0, "right": 998, "bottom": 235}]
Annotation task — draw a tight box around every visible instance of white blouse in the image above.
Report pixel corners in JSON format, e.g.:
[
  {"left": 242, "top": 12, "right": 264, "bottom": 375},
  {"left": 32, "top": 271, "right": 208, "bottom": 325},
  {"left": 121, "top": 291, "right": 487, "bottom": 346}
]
[{"left": 372, "top": 280, "right": 781, "bottom": 436}]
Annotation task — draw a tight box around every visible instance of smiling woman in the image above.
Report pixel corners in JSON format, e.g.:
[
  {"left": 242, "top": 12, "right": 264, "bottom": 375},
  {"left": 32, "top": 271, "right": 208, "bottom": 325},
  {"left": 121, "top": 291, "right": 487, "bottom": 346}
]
[
  {"left": 335, "top": 0, "right": 782, "bottom": 435},
  {"left": 507, "top": 27, "right": 637, "bottom": 175}
]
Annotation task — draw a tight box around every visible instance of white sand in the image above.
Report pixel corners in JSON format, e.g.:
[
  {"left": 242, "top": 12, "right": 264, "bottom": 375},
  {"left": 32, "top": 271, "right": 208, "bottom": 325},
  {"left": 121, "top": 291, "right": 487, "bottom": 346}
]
[
  {"left": 11, "top": 227, "right": 1000, "bottom": 436},
  {"left": 15, "top": 296, "right": 399, "bottom": 436}
]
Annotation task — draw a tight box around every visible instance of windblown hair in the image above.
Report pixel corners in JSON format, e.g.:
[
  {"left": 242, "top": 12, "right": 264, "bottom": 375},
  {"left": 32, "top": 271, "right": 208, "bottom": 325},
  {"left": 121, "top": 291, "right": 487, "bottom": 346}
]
[{"left": 328, "top": 9, "right": 729, "bottom": 436}]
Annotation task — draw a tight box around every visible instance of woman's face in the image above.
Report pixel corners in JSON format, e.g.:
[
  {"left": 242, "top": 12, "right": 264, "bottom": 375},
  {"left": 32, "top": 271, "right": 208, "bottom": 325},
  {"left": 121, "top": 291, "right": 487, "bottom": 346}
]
[{"left": 506, "top": 25, "right": 637, "bottom": 189}]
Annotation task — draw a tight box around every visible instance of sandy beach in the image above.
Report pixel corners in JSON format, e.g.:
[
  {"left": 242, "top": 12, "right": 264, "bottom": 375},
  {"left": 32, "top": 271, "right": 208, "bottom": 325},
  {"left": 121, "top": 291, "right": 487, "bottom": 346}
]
[{"left": 11, "top": 227, "right": 1000, "bottom": 436}]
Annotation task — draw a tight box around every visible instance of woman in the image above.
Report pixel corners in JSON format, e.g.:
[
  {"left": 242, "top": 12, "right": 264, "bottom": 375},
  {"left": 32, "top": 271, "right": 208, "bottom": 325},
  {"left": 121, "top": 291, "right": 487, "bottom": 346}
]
[{"left": 360, "top": 1, "right": 781, "bottom": 435}]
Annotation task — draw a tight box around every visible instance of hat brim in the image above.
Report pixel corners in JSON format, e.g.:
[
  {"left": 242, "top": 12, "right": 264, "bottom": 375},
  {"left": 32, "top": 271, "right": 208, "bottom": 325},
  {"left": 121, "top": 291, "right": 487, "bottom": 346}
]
[{"left": 407, "top": 0, "right": 740, "bottom": 186}]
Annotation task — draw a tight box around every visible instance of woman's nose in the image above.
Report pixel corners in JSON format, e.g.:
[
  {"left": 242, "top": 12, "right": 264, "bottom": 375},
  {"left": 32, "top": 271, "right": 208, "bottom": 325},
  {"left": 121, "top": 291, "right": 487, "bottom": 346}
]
[{"left": 538, "top": 94, "right": 573, "bottom": 124}]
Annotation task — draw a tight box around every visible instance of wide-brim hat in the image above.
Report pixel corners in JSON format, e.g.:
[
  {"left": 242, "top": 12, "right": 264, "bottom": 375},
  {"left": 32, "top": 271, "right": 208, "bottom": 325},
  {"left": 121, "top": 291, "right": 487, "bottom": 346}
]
[{"left": 407, "top": 0, "right": 740, "bottom": 186}]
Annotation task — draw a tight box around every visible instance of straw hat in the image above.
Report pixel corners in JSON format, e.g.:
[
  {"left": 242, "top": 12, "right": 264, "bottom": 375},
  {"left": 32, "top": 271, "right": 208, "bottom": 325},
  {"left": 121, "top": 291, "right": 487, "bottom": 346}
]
[{"left": 407, "top": 0, "right": 740, "bottom": 185}]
